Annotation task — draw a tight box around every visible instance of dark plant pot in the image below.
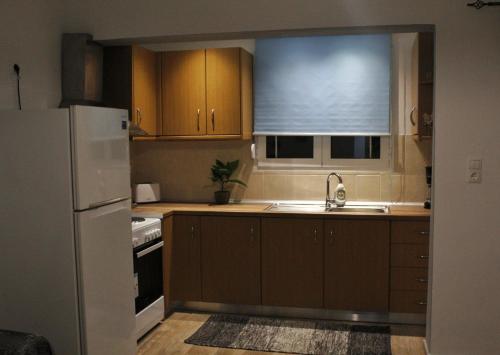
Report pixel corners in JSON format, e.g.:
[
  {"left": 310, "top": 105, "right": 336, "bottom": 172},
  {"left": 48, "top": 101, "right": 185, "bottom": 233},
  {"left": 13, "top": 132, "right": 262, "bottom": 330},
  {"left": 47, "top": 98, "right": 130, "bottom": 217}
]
[{"left": 214, "top": 190, "right": 230, "bottom": 204}]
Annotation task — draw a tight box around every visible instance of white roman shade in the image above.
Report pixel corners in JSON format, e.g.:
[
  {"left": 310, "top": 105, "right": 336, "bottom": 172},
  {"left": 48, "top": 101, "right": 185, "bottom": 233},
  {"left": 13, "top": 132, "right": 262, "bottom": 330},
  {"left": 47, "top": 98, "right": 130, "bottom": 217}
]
[{"left": 254, "top": 34, "right": 391, "bottom": 136}]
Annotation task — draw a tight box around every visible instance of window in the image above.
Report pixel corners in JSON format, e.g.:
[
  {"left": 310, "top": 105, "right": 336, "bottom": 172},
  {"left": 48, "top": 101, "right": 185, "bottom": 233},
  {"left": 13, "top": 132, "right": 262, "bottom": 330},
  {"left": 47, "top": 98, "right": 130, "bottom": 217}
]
[
  {"left": 256, "top": 136, "right": 390, "bottom": 170},
  {"left": 330, "top": 136, "right": 381, "bottom": 159},
  {"left": 266, "top": 136, "right": 314, "bottom": 159}
]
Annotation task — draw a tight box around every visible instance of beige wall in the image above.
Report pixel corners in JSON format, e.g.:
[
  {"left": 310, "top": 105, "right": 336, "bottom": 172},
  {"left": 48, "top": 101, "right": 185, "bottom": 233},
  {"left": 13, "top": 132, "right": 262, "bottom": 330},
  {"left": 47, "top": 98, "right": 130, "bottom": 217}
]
[
  {"left": 131, "top": 136, "right": 431, "bottom": 203},
  {"left": 0, "top": 0, "right": 64, "bottom": 110},
  {"left": 1, "top": 0, "right": 499, "bottom": 354}
]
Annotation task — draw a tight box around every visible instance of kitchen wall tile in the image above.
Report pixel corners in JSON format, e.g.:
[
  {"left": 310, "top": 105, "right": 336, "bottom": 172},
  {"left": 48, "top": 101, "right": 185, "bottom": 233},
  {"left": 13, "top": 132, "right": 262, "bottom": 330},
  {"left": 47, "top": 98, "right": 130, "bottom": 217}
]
[
  {"left": 235, "top": 172, "right": 263, "bottom": 201},
  {"left": 404, "top": 136, "right": 432, "bottom": 175},
  {"left": 262, "top": 174, "right": 291, "bottom": 200},
  {"left": 289, "top": 175, "right": 325, "bottom": 201},
  {"left": 355, "top": 175, "right": 381, "bottom": 201},
  {"left": 403, "top": 174, "right": 429, "bottom": 202},
  {"left": 130, "top": 135, "right": 430, "bottom": 203}
]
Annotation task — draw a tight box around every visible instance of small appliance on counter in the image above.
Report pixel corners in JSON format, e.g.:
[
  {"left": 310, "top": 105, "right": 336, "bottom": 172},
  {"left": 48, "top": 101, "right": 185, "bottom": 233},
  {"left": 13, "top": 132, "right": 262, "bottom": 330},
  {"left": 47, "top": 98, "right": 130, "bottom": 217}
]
[
  {"left": 424, "top": 166, "right": 432, "bottom": 209},
  {"left": 133, "top": 183, "right": 161, "bottom": 203}
]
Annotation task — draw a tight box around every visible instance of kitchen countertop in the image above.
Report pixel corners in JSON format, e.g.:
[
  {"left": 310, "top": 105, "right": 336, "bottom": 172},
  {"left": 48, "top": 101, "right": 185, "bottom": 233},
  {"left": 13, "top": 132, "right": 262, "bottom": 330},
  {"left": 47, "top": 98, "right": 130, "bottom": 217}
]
[{"left": 132, "top": 202, "right": 431, "bottom": 220}]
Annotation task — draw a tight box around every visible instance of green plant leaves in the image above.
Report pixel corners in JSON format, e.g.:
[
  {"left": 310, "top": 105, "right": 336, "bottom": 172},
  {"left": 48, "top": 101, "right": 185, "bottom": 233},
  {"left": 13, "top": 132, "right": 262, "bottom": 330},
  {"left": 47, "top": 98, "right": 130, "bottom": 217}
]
[{"left": 210, "top": 159, "right": 246, "bottom": 191}]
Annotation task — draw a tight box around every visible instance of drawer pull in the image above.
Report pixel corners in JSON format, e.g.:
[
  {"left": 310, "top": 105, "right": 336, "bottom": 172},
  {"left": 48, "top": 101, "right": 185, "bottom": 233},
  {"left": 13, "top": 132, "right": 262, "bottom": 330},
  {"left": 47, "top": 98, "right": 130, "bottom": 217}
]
[
  {"left": 418, "top": 255, "right": 429, "bottom": 259},
  {"left": 418, "top": 231, "right": 430, "bottom": 235},
  {"left": 416, "top": 300, "right": 427, "bottom": 306},
  {"left": 313, "top": 228, "right": 318, "bottom": 243},
  {"left": 416, "top": 278, "right": 428, "bottom": 283}
]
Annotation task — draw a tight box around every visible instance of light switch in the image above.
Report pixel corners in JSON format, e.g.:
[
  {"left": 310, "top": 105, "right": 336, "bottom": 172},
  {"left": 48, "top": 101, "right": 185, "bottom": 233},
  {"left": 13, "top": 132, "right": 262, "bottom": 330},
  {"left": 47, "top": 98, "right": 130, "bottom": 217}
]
[
  {"left": 467, "top": 158, "right": 482, "bottom": 184},
  {"left": 468, "top": 159, "right": 482, "bottom": 170}
]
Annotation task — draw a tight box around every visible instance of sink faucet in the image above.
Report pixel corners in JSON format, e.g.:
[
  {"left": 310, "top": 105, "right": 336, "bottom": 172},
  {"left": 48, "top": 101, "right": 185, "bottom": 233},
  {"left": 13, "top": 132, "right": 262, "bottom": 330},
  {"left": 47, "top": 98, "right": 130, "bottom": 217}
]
[{"left": 326, "top": 172, "right": 346, "bottom": 209}]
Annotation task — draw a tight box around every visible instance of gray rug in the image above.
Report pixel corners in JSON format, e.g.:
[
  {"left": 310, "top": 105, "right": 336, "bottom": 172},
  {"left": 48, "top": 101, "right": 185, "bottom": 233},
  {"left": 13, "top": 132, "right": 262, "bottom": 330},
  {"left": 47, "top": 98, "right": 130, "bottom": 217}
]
[{"left": 185, "top": 314, "right": 391, "bottom": 355}]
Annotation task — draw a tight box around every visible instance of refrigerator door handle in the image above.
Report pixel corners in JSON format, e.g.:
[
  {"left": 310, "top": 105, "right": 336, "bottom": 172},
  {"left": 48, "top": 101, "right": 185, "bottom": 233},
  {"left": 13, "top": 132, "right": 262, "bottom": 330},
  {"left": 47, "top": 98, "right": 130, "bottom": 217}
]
[{"left": 87, "top": 197, "right": 129, "bottom": 210}]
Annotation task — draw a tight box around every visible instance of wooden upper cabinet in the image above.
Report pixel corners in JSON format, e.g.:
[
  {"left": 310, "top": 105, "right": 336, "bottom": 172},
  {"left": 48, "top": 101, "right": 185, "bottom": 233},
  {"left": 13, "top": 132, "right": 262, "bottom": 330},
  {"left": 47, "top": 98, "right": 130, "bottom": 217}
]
[
  {"left": 200, "top": 216, "right": 261, "bottom": 305},
  {"left": 206, "top": 48, "right": 241, "bottom": 135},
  {"left": 261, "top": 218, "right": 324, "bottom": 308},
  {"left": 411, "top": 32, "right": 434, "bottom": 139},
  {"left": 131, "top": 46, "right": 159, "bottom": 135},
  {"left": 161, "top": 47, "right": 253, "bottom": 139},
  {"left": 161, "top": 50, "right": 207, "bottom": 136},
  {"left": 103, "top": 45, "right": 159, "bottom": 135},
  {"left": 324, "top": 220, "right": 390, "bottom": 312}
]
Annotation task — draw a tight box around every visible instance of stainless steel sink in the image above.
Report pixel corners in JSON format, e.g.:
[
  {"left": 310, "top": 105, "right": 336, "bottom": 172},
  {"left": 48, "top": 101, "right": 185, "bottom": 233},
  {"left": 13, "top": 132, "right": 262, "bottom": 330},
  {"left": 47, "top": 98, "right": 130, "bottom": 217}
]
[
  {"left": 327, "top": 206, "right": 389, "bottom": 213},
  {"left": 266, "top": 203, "right": 389, "bottom": 214}
]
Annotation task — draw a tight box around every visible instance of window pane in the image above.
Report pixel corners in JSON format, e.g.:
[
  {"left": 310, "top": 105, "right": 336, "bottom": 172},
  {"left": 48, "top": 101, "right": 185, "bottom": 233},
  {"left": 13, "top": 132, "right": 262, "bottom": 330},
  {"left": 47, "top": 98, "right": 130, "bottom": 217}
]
[
  {"left": 266, "top": 136, "right": 314, "bottom": 159},
  {"left": 331, "top": 136, "right": 381, "bottom": 159}
]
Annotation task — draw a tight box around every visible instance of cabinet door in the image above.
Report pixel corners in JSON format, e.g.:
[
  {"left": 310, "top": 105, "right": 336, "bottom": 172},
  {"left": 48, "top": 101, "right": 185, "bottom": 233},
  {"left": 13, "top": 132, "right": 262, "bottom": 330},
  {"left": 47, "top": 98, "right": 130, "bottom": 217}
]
[
  {"left": 324, "top": 220, "right": 390, "bottom": 312},
  {"left": 206, "top": 48, "right": 241, "bottom": 136},
  {"left": 162, "top": 50, "right": 206, "bottom": 136},
  {"left": 132, "top": 46, "right": 158, "bottom": 135},
  {"left": 170, "top": 215, "right": 201, "bottom": 301},
  {"left": 201, "top": 216, "right": 260, "bottom": 305},
  {"left": 262, "top": 218, "right": 323, "bottom": 308}
]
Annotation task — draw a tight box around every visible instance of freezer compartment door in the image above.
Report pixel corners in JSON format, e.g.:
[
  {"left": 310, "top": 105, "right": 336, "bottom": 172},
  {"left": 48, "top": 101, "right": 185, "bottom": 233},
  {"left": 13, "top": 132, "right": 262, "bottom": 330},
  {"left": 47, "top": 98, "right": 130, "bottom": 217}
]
[
  {"left": 71, "top": 105, "right": 131, "bottom": 211},
  {"left": 75, "top": 199, "right": 136, "bottom": 355}
]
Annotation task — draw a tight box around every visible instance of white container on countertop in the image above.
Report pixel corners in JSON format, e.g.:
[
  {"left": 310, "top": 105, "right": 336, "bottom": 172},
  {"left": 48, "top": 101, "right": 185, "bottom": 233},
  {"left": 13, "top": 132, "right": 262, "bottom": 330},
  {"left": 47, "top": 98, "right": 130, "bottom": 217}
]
[{"left": 133, "top": 183, "right": 161, "bottom": 203}]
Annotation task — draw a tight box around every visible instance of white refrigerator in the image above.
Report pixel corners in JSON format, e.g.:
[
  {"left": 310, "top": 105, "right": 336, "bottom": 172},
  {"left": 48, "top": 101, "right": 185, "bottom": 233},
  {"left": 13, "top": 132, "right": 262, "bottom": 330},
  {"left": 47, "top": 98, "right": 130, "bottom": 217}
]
[{"left": 0, "top": 106, "right": 136, "bottom": 355}]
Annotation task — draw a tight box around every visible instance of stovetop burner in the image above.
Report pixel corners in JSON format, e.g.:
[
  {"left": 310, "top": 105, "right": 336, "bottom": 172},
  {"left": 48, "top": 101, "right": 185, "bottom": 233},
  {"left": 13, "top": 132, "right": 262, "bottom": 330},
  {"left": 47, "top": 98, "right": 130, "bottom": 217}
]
[{"left": 132, "top": 217, "right": 146, "bottom": 224}]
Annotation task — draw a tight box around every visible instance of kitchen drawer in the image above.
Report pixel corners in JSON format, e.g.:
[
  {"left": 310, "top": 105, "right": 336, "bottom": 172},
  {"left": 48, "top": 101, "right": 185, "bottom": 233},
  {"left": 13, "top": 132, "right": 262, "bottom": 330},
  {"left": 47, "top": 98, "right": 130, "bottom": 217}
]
[
  {"left": 390, "top": 290, "right": 427, "bottom": 313},
  {"left": 391, "top": 267, "right": 428, "bottom": 291},
  {"left": 391, "top": 221, "right": 430, "bottom": 244},
  {"left": 391, "top": 244, "right": 429, "bottom": 268}
]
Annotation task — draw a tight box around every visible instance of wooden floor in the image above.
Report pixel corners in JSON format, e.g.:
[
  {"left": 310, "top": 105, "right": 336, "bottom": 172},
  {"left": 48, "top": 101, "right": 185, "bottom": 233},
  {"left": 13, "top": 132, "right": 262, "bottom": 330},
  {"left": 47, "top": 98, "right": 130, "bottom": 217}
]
[{"left": 137, "top": 312, "right": 427, "bottom": 355}]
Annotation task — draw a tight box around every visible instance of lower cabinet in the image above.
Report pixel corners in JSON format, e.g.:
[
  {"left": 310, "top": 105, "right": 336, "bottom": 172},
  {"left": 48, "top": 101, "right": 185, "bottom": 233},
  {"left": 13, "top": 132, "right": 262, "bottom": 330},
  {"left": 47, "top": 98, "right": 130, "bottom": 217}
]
[
  {"left": 324, "top": 220, "right": 390, "bottom": 312},
  {"left": 261, "top": 218, "right": 324, "bottom": 308},
  {"left": 389, "top": 220, "right": 430, "bottom": 313},
  {"left": 166, "top": 214, "right": 429, "bottom": 315},
  {"left": 170, "top": 215, "right": 201, "bottom": 302},
  {"left": 200, "top": 216, "right": 261, "bottom": 305}
]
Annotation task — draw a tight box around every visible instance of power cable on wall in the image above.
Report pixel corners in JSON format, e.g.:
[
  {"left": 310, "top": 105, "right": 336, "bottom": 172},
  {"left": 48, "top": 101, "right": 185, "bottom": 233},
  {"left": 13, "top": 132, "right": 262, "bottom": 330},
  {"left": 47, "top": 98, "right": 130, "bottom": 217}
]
[{"left": 13, "top": 64, "right": 22, "bottom": 110}]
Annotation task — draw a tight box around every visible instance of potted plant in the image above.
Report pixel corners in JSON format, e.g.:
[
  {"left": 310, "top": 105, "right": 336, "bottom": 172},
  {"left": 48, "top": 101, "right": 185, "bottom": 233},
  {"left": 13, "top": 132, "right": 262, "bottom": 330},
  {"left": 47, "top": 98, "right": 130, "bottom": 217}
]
[{"left": 210, "top": 159, "right": 247, "bottom": 204}]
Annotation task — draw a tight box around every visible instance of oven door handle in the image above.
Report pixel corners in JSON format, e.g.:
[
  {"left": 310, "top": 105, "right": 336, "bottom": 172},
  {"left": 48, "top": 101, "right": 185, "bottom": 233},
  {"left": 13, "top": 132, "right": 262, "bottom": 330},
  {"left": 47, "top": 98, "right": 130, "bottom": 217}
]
[{"left": 136, "top": 241, "right": 164, "bottom": 258}]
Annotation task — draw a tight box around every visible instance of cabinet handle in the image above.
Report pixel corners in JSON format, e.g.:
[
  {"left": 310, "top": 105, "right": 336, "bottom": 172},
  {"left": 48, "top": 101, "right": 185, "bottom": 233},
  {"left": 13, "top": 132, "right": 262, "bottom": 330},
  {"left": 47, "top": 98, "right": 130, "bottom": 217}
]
[
  {"left": 250, "top": 226, "right": 254, "bottom": 242},
  {"left": 410, "top": 106, "right": 416, "bottom": 126},
  {"left": 418, "top": 231, "right": 429, "bottom": 235},
  {"left": 196, "top": 109, "right": 200, "bottom": 131},
  {"left": 313, "top": 228, "right": 318, "bottom": 243},
  {"left": 191, "top": 225, "right": 195, "bottom": 239},
  {"left": 416, "top": 300, "right": 427, "bottom": 306},
  {"left": 136, "top": 108, "right": 142, "bottom": 125},
  {"left": 211, "top": 109, "right": 215, "bottom": 131},
  {"left": 416, "top": 278, "right": 428, "bottom": 283},
  {"left": 418, "top": 255, "right": 429, "bottom": 260},
  {"left": 329, "top": 230, "right": 334, "bottom": 244}
]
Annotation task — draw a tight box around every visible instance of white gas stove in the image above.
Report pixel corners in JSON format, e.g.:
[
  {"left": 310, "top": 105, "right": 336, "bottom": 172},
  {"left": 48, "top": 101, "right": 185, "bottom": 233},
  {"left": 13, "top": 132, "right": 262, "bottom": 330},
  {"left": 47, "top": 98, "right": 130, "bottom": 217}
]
[
  {"left": 131, "top": 217, "right": 162, "bottom": 248},
  {"left": 130, "top": 216, "right": 164, "bottom": 340}
]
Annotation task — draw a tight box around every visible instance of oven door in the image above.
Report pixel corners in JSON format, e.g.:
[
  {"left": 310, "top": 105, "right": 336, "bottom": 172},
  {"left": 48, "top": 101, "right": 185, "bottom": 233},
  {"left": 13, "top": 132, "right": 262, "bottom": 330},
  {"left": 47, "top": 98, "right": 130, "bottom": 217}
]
[{"left": 133, "top": 239, "right": 164, "bottom": 314}]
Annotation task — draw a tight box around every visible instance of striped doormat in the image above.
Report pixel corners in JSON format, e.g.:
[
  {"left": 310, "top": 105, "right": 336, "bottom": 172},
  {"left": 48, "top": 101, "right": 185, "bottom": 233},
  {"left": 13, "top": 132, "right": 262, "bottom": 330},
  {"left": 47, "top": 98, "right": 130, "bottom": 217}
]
[{"left": 185, "top": 314, "right": 391, "bottom": 355}]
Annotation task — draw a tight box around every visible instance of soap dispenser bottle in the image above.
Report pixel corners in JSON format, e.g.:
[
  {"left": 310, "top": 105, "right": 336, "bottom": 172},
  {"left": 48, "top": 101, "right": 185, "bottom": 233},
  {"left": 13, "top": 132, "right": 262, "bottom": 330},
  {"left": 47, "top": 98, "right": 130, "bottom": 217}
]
[{"left": 334, "top": 183, "right": 346, "bottom": 207}]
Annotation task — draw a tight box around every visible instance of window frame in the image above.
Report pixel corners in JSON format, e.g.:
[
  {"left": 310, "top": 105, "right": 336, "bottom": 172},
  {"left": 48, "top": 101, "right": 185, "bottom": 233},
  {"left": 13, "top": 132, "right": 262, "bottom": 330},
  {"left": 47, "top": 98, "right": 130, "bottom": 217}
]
[
  {"left": 323, "top": 136, "right": 391, "bottom": 171},
  {"left": 256, "top": 136, "right": 322, "bottom": 169},
  {"left": 255, "top": 135, "right": 391, "bottom": 171}
]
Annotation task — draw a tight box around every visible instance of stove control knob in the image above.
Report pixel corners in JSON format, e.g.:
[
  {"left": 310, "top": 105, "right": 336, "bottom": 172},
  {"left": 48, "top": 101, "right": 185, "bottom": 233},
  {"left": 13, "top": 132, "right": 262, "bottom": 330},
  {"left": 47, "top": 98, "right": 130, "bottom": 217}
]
[{"left": 132, "top": 237, "right": 139, "bottom": 247}]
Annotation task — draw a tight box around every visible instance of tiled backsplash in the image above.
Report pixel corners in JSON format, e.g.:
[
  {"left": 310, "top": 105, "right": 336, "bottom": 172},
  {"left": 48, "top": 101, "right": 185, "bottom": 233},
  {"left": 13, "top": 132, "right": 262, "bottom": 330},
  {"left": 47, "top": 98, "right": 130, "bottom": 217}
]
[{"left": 131, "top": 136, "right": 431, "bottom": 203}]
